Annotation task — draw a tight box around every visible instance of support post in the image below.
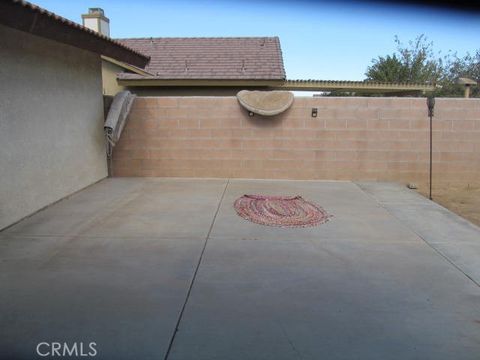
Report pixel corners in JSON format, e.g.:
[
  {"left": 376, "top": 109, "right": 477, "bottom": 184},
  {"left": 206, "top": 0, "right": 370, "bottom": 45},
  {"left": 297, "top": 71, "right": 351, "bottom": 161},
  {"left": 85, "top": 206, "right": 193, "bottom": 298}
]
[
  {"left": 464, "top": 85, "right": 471, "bottom": 98},
  {"left": 427, "top": 96, "right": 435, "bottom": 200}
]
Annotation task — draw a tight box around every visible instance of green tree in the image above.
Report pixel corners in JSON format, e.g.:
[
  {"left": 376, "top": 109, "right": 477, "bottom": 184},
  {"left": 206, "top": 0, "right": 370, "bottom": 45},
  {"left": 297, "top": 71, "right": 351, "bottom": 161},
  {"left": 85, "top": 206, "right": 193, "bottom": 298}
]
[
  {"left": 366, "top": 35, "right": 444, "bottom": 84},
  {"left": 325, "top": 35, "right": 478, "bottom": 97},
  {"left": 364, "top": 54, "right": 407, "bottom": 83},
  {"left": 438, "top": 50, "right": 480, "bottom": 97},
  {"left": 365, "top": 35, "right": 479, "bottom": 97}
]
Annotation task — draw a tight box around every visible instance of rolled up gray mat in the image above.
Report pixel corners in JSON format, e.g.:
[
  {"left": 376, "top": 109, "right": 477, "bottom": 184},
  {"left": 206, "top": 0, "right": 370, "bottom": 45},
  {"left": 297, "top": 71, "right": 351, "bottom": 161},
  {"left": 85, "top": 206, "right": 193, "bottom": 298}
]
[{"left": 104, "top": 90, "right": 136, "bottom": 146}]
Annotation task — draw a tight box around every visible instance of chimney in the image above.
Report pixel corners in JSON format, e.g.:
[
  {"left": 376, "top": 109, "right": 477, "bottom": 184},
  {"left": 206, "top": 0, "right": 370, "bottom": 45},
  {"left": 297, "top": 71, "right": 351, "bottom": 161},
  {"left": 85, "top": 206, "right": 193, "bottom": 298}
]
[{"left": 81, "top": 8, "right": 110, "bottom": 37}]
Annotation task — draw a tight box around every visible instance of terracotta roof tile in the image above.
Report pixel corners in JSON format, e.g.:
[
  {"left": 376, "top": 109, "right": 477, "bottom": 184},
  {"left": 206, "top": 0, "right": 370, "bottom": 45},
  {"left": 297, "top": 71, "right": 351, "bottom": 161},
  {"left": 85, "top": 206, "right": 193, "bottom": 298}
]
[{"left": 116, "top": 37, "right": 286, "bottom": 80}]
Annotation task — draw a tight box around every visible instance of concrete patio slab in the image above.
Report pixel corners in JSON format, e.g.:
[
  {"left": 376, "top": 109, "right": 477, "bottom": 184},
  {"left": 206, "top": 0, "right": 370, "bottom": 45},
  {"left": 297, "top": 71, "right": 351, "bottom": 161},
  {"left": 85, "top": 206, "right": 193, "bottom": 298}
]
[
  {"left": 168, "top": 179, "right": 480, "bottom": 360},
  {"left": 1, "top": 178, "right": 148, "bottom": 237},
  {"left": 168, "top": 238, "right": 479, "bottom": 360},
  {"left": 357, "top": 182, "right": 480, "bottom": 285},
  {"left": 79, "top": 178, "right": 227, "bottom": 239},
  {"left": 2, "top": 178, "right": 227, "bottom": 239},
  {"left": 1, "top": 178, "right": 479, "bottom": 360},
  {"left": 0, "top": 178, "right": 227, "bottom": 360},
  {"left": 0, "top": 235, "right": 204, "bottom": 360},
  {"left": 210, "top": 179, "right": 418, "bottom": 243}
]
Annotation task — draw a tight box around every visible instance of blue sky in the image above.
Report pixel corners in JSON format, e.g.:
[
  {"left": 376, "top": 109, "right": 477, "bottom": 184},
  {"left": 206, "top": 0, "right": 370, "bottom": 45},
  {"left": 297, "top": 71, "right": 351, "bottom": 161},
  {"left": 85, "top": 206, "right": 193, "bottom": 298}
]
[{"left": 35, "top": 0, "right": 480, "bottom": 80}]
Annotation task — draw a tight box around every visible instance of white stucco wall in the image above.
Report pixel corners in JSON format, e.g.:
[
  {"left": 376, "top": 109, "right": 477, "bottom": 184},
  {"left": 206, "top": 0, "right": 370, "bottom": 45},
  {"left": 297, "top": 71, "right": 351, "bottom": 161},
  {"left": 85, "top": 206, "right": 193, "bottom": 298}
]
[{"left": 0, "top": 24, "right": 108, "bottom": 230}]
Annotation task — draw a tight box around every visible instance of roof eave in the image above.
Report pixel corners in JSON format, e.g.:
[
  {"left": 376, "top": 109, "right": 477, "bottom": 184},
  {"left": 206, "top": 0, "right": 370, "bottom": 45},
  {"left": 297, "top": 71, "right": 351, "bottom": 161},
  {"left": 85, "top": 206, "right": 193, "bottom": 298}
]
[
  {"left": 0, "top": 0, "right": 150, "bottom": 68},
  {"left": 101, "top": 56, "right": 153, "bottom": 76}
]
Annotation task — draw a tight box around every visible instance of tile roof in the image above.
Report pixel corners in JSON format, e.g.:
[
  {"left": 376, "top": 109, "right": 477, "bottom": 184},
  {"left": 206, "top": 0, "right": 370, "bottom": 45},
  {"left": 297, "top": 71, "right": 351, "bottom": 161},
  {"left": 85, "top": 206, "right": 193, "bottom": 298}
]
[
  {"left": 0, "top": 0, "right": 149, "bottom": 68},
  {"left": 116, "top": 37, "right": 286, "bottom": 80}
]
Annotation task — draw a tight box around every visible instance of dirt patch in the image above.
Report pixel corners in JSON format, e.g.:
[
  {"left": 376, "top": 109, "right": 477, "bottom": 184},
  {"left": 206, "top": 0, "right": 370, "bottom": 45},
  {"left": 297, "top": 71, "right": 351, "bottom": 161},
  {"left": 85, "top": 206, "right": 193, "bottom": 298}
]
[{"left": 418, "top": 184, "right": 480, "bottom": 227}]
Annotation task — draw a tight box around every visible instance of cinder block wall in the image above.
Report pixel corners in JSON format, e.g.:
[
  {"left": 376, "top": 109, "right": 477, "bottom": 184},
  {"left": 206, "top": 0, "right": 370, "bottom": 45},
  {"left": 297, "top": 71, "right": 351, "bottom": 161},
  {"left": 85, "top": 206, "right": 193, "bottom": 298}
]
[{"left": 112, "top": 96, "right": 480, "bottom": 186}]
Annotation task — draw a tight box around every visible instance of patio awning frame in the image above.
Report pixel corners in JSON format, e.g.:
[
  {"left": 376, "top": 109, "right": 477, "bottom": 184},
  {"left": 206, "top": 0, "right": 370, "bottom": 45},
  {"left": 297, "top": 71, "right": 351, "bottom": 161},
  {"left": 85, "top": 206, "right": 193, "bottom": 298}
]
[
  {"left": 117, "top": 77, "right": 438, "bottom": 94},
  {"left": 275, "top": 79, "right": 439, "bottom": 94}
]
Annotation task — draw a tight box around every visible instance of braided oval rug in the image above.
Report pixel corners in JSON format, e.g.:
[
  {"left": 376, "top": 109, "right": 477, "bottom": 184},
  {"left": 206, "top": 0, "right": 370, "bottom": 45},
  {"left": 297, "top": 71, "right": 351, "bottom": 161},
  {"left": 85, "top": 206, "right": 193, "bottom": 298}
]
[{"left": 233, "top": 195, "right": 332, "bottom": 228}]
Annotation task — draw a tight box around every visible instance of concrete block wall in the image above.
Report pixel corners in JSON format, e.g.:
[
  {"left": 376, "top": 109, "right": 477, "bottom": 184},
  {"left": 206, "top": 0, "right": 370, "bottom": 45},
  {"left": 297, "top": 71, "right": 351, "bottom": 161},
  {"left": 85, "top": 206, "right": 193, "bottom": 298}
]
[{"left": 112, "top": 96, "right": 480, "bottom": 186}]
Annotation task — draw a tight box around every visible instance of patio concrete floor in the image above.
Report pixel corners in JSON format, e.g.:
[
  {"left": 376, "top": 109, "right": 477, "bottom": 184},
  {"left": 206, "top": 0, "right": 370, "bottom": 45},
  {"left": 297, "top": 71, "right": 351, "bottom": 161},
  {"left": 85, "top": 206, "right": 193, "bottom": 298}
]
[{"left": 1, "top": 178, "right": 480, "bottom": 359}]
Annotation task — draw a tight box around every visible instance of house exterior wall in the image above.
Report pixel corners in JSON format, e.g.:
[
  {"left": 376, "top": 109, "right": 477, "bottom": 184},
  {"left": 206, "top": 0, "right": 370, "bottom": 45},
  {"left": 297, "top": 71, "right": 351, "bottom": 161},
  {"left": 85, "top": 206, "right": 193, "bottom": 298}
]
[
  {"left": 101, "top": 60, "right": 127, "bottom": 95},
  {"left": 112, "top": 96, "right": 480, "bottom": 188},
  {"left": 0, "top": 24, "right": 107, "bottom": 230}
]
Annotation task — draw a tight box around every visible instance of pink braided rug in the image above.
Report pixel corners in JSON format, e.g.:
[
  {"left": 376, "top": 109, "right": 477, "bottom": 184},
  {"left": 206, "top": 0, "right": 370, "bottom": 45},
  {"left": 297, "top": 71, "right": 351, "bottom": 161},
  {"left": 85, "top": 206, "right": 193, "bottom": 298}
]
[{"left": 233, "top": 195, "right": 332, "bottom": 228}]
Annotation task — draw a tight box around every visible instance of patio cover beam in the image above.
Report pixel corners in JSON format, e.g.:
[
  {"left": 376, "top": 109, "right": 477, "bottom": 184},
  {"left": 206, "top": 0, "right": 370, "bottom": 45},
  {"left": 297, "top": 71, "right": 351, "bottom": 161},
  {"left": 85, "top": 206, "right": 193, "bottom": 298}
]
[
  {"left": 117, "top": 77, "right": 438, "bottom": 93},
  {"left": 275, "top": 79, "right": 438, "bottom": 93}
]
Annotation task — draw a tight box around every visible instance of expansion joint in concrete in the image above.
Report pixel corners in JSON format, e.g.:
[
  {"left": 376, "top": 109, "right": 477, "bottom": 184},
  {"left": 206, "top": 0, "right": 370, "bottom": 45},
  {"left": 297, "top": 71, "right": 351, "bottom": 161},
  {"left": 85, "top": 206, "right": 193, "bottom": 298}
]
[{"left": 163, "top": 178, "right": 230, "bottom": 360}]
